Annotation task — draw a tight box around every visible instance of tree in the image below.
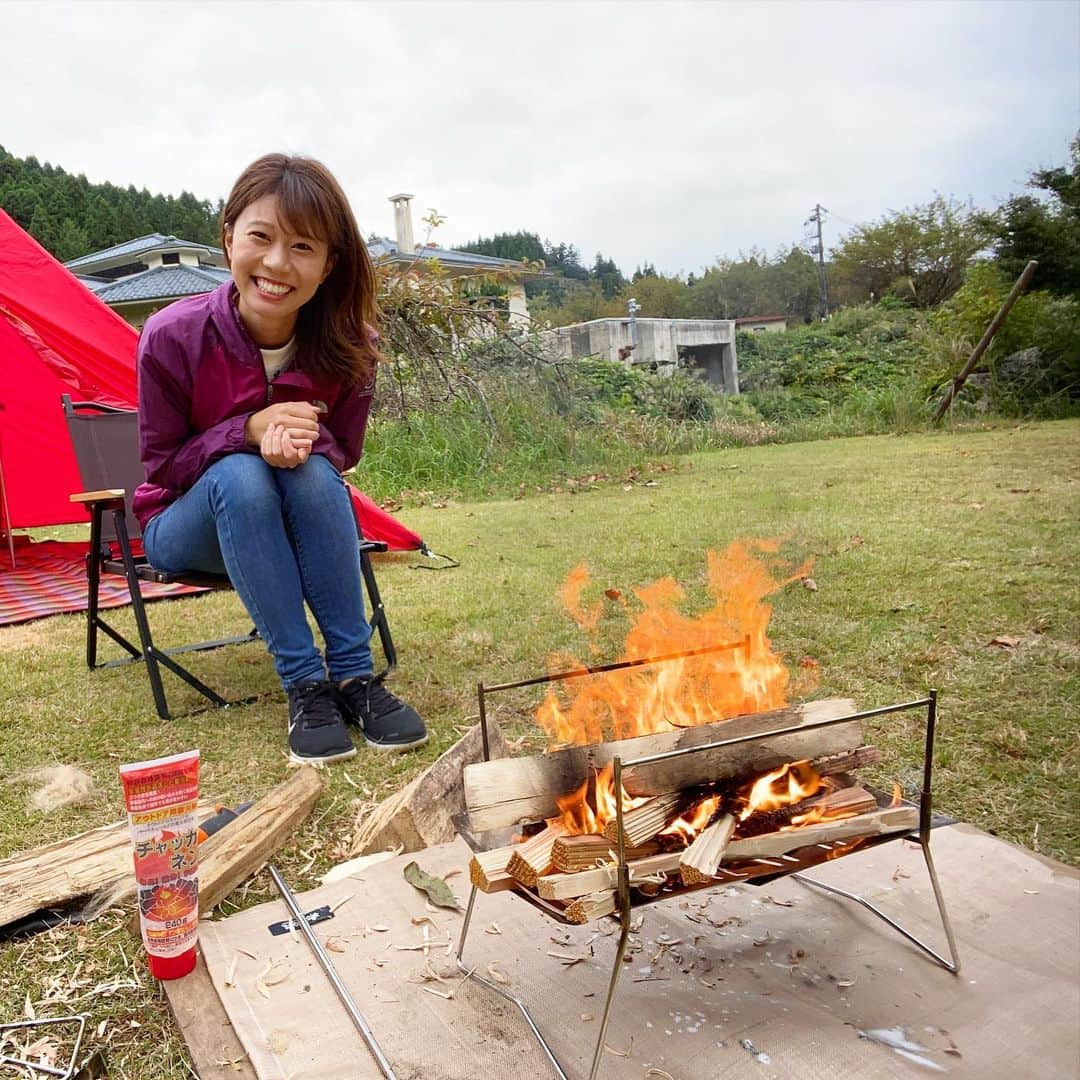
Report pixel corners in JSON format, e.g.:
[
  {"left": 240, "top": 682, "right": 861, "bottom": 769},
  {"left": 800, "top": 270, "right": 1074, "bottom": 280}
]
[
  {"left": 591, "top": 253, "right": 625, "bottom": 298},
  {"left": 830, "top": 195, "right": 990, "bottom": 308},
  {"left": 985, "top": 136, "right": 1080, "bottom": 296}
]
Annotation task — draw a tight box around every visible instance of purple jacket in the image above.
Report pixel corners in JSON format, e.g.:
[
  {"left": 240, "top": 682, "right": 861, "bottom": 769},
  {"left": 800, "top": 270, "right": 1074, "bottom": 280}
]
[{"left": 133, "top": 281, "right": 373, "bottom": 529}]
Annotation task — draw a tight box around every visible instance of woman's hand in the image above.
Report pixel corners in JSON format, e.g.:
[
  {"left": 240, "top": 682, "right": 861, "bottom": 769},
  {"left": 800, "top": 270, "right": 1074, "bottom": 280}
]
[
  {"left": 260, "top": 423, "right": 311, "bottom": 468},
  {"left": 245, "top": 402, "right": 320, "bottom": 448}
]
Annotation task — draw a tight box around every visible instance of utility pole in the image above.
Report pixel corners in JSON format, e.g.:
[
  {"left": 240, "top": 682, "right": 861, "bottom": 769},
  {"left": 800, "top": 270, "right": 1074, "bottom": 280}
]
[{"left": 806, "top": 204, "right": 829, "bottom": 319}]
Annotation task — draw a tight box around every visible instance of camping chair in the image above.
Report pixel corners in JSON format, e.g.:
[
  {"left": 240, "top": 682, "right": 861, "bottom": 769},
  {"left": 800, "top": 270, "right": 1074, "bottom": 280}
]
[{"left": 61, "top": 394, "right": 396, "bottom": 720}]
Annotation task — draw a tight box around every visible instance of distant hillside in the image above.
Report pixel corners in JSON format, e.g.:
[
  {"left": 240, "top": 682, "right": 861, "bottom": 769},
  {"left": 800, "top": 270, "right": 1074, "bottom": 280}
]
[{"left": 0, "top": 145, "right": 220, "bottom": 262}]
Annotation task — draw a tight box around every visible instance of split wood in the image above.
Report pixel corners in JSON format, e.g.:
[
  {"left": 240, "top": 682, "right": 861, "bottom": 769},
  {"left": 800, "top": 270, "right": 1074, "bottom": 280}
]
[
  {"left": 0, "top": 798, "right": 215, "bottom": 930},
  {"left": 602, "top": 790, "right": 690, "bottom": 847},
  {"left": 552, "top": 834, "right": 661, "bottom": 873},
  {"left": 679, "top": 813, "right": 736, "bottom": 886},
  {"left": 565, "top": 890, "right": 616, "bottom": 925},
  {"left": 506, "top": 823, "right": 568, "bottom": 887}
]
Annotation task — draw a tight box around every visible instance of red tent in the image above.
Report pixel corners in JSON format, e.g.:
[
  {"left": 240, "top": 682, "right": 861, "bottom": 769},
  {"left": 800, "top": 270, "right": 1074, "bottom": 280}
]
[{"left": 0, "top": 209, "right": 420, "bottom": 550}]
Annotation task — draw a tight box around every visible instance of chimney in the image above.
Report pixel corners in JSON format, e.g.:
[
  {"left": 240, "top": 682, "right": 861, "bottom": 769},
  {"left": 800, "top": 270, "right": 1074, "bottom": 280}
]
[{"left": 388, "top": 193, "right": 416, "bottom": 253}]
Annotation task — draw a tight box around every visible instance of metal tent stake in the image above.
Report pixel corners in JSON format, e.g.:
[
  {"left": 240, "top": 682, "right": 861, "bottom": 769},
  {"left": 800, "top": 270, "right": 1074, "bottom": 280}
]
[
  {"left": 456, "top": 674, "right": 961, "bottom": 1080},
  {"left": 268, "top": 864, "right": 397, "bottom": 1080}
]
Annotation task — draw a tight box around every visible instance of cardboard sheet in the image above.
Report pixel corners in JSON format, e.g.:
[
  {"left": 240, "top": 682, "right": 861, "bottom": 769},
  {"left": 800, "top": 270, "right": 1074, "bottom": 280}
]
[{"left": 197, "top": 824, "right": 1078, "bottom": 1078}]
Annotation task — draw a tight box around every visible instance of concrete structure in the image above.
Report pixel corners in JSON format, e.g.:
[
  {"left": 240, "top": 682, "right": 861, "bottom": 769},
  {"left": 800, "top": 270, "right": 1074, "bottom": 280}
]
[
  {"left": 548, "top": 316, "right": 739, "bottom": 394},
  {"left": 735, "top": 314, "right": 787, "bottom": 334},
  {"left": 67, "top": 194, "right": 537, "bottom": 328}
]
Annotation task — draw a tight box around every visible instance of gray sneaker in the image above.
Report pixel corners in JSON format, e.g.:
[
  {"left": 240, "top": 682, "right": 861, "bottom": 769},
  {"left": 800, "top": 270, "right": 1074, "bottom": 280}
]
[
  {"left": 338, "top": 675, "right": 428, "bottom": 752},
  {"left": 286, "top": 681, "right": 357, "bottom": 764}
]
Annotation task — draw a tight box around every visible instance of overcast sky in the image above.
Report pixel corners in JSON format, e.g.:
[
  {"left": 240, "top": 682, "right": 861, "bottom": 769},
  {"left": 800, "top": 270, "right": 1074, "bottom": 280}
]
[{"left": 4, "top": 0, "right": 1077, "bottom": 275}]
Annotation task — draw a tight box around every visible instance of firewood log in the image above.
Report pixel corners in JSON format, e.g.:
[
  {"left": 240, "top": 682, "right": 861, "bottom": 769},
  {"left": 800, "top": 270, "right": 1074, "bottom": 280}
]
[
  {"left": 602, "top": 790, "right": 689, "bottom": 847},
  {"left": 463, "top": 698, "right": 859, "bottom": 831},
  {"left": 537, "top": 852, "right": 682, "bottom": 900},
  {"left": 679, "top": 814, "right": 736, "bottom": 886},
  {"left": 506, "top": 823, "right": 567, "bottom": 887},
  {"left": 469, "top": 846, "right": 517, "bottom": 893},
  {"left": 565, "top": 890, "right": 616, "bottom": 924},
  {"left": 809, "top": 745, "right": 883, "bottom": 777},
  {"left": 739, "top": 784, "right": 878, "bottom": 835},
  {"left": 722, "top": 806, "right": 917, "bottom": 862},
  {"left": 552, "top": 834, "right": 661, "bottom": 873}
]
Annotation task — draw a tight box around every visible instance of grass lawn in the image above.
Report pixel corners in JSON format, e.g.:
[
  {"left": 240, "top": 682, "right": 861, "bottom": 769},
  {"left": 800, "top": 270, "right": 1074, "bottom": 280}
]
[{"left": 1, "top": 419, "right": 1077, "bottom": 1077}]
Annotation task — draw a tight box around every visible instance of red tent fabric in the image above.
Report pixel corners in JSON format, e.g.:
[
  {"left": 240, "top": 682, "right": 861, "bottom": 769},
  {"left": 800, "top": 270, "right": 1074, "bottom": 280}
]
[{"left": 0, "top": 209, "right": 420, "bottom": 549}]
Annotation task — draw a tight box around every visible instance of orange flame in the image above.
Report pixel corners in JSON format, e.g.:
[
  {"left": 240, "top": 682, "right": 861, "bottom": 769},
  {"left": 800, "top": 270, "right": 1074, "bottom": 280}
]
[
  {"left": 661, "top": 794, "right": 724, "bottom": 844},
  {"left": 738, "top": 760, "right": 822, "bottom": 821},
  {"left": 536, "top": 542, "right": 815, "bottom": 748},
  {"left": 553, "top": 764, "right": 649, "bottom": 835}
]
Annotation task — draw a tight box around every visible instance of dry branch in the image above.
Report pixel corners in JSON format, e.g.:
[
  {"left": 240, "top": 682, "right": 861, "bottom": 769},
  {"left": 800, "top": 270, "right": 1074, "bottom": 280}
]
[{"left": 679, "top": 814, "right": 736, "bottom": 886}]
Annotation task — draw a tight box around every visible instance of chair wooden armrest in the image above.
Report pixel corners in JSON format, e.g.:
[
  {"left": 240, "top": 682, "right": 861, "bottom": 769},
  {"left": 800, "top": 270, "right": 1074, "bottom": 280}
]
[{"left": 70, "top": 489, "right": 126, "bottom": 506}]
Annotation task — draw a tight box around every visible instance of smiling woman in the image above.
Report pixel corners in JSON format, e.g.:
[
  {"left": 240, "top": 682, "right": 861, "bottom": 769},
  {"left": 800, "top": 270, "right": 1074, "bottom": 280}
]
[{"left": 135, "top": 153, "right": 428, "bottom": 765}]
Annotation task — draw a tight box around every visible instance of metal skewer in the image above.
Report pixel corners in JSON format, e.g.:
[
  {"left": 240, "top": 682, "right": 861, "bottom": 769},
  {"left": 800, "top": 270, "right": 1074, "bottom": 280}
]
[{"left": 267, "top": 864, "right": 397, "bottom": 1079}]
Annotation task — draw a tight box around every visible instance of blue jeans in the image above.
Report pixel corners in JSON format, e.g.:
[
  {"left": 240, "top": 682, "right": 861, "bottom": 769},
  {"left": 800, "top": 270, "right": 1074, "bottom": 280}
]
[{"left": 143, "top": 453, "right": 373, "bottom": 689}]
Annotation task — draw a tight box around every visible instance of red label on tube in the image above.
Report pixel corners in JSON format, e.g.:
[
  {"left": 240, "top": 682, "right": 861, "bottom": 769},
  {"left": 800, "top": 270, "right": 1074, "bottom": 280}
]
[{"left": 120, "top": 749, "right": 200, "bottom": 979}]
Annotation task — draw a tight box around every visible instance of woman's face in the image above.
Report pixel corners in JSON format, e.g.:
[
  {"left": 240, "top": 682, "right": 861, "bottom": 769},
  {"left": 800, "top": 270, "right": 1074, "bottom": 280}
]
[{"left": 224, "top": 193, "right": 334, "bottom": 347}]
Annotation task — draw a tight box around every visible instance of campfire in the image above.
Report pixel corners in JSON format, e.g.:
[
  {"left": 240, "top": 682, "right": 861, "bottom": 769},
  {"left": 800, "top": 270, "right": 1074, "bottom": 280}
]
[{"left": 465, "top": 545, "right": 916, "bottom": 923}]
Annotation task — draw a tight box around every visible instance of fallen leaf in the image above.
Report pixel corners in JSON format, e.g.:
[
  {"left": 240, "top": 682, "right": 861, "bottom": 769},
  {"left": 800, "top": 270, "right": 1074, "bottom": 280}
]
[
  {"left": 798, "top": 656, "right": 820, "bottom": 669},
  {"left": 325, "top": 938, "right": 347, "bottom": 954},
  {"left": 404, "top": 861, "right": 462, "bottom": 910},
  {"left": 801, "top": 576, "right": 818, "bottom": 592},
  {"left": 604, "top": 588, "right": 622, "bottom": 601},
  {"left": 988, "top": 635, "right": 1020, "bottom": 649}
]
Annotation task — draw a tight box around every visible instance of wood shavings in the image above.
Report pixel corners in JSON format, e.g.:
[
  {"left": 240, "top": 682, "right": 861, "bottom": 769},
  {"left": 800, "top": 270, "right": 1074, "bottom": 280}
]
[
  {"left": 330, "top": 894, "right": 354, "bottom": 914},
  {"left": 484, "top": 922, "right": 502, "bottom": 935},
  {"left": 547, "top": 952, "right": 585, "bottom": 967},
  {"left": 764, "top": 894, "right": 796, "bottom": 907},
  {"left": 253, "top": 960, "right": 291, "bottom": 998},
  {"left": 581, "top": 1013, "right": 594, "bottom": 1022},
  {"left": 486, "top": 962, "right": 510, "bottom": 985},
  {"left": 225, "top": 953, "right": 239, "bottom": 988},
  {"left": 647, "top": 1071, "right": 675, "bottom": 1079},
  {"left": 604, "top": 1036, "right": 634, "bottom": 1058},
  {"left": 14, "top": 764, "right": 96, "bottom": 812},
  {"left": 325, "top": 938, "right": 347, "bottom": 954},
  {"left": 893, "top": 866, "right": 911, "bottom": 881}
]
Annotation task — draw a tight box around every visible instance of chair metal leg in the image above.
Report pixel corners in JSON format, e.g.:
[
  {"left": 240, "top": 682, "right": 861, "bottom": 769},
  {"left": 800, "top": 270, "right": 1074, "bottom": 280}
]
[{"left": 360, "top": 547, "right": 397, "bottom": 670}]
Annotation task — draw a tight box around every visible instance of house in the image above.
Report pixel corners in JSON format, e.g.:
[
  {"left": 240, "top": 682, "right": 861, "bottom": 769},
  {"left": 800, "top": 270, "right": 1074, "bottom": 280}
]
[
  {"left": 734, "top": 314, "right": 787, "bottom": 334},
  {"left": 65, "top": 194, "right": 534, "bottom": 328},
  {"left": 546, "top": 315, "right": 739, "bottom": 394}
]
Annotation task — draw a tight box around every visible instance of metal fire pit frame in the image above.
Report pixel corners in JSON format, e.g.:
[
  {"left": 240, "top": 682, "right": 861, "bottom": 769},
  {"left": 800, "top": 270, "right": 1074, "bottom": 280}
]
[{"left": 455, "top": 649, "right": 961, "bottom": 1080}]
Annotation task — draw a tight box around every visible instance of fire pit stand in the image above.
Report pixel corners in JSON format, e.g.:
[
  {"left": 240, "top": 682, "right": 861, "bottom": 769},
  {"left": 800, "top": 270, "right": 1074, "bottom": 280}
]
[{"left": 455, "top": 654, "right": 961, "bottom": 1080}]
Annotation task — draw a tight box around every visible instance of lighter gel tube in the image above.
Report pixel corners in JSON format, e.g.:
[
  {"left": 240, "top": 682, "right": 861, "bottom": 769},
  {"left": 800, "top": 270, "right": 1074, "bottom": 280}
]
[{"left": 119, "top": 749, "right": 200, "bottom": 979}]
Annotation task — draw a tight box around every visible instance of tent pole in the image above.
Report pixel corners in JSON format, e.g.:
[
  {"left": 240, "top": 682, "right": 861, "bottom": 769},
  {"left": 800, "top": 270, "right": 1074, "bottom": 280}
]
[{"left": 0, "top": 441, "right": 16, "bottom": 569}]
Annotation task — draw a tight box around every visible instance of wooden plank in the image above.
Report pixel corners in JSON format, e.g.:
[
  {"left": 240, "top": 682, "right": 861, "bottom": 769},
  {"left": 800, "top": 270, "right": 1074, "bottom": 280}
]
[
  {"left": 463, "top": 698, "right": 858, "bottom": 830},
  {"left": 162, "top": 949, "right": 256, "bottom": 1080}
]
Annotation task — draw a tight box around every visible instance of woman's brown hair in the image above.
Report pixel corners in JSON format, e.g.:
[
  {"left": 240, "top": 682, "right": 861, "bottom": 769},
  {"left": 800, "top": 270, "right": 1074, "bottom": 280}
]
[{"left": 221, "top": 153, "right": 380, "bottom": 386}]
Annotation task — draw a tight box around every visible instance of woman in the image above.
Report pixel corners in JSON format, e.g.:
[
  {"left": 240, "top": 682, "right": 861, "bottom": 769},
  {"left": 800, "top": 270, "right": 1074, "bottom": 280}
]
[{"left": 134, "top": 153, "right": 426, "bottom": 763}]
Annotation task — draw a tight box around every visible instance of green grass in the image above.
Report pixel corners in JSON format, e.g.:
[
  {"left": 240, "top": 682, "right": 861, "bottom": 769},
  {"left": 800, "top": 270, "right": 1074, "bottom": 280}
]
[{"left": 1, "top": 420, "right": 1077, "bottom": 1077}]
